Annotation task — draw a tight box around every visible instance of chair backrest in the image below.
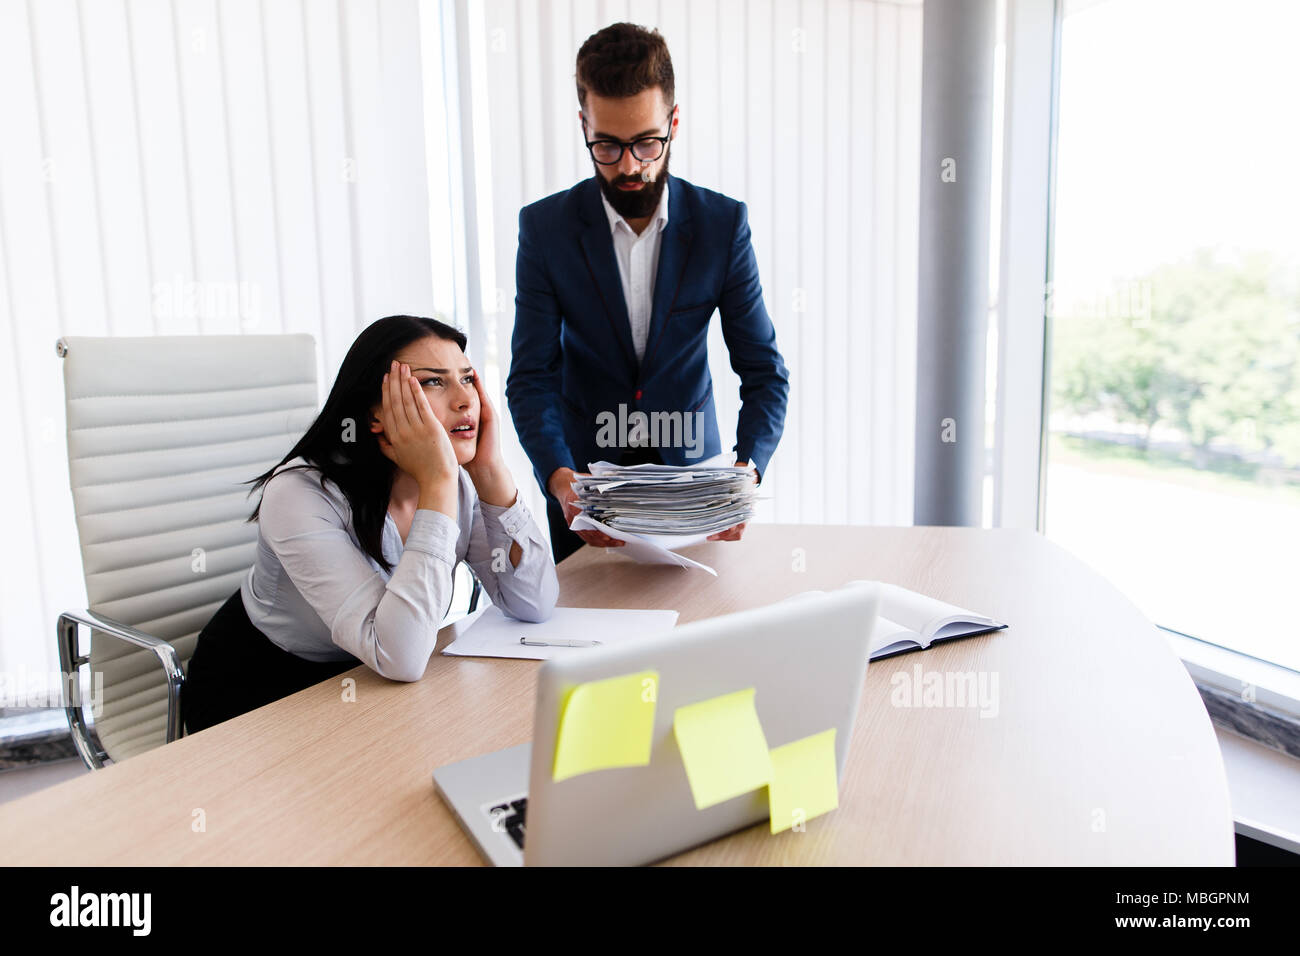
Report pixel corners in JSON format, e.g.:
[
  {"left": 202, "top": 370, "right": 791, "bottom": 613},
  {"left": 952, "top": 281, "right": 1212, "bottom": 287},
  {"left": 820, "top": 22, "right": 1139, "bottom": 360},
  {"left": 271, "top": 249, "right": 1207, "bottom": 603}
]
[{"left": 60, "top": 334, "right": 318, "bottom": 761}]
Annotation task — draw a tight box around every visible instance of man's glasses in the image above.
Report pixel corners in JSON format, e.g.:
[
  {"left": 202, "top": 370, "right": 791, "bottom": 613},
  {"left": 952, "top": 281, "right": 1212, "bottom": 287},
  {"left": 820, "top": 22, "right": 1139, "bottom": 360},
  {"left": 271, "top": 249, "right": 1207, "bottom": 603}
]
[{"left": 583, "top": 108, "right": 675, "bottom": 166}]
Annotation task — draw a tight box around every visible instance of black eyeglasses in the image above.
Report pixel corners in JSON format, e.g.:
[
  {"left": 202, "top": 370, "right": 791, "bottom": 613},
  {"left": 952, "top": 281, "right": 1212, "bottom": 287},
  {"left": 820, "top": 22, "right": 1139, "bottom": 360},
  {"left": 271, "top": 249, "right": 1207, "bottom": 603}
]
[{"left": 583, "top": 108, "right": 675, "bottom": 165}]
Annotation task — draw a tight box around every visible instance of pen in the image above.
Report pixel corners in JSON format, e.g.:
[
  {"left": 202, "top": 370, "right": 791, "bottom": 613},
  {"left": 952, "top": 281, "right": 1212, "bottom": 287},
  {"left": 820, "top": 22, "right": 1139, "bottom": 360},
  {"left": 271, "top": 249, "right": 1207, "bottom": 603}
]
[{"left": 519, "top": 637, "right": 603, "bottom": 648}]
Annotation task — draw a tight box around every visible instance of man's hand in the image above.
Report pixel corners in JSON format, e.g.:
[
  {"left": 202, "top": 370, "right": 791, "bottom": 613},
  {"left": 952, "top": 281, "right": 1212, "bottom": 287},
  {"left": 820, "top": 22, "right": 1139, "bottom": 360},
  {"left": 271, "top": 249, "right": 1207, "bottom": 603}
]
[
  {"left": 548, "top": 466, "right": 625, "bottom": 548},
  {"left": 707, "top": 460, "right": 757, "bottom": 542},
  {"left": 707, "top": 523, "right": 746, "bottom": 542}
]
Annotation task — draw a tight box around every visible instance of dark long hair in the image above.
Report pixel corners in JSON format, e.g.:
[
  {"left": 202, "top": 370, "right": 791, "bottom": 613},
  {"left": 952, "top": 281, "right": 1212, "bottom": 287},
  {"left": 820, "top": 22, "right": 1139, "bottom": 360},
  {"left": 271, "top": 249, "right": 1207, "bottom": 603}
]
[{"left": 246, "top": 314, "right": 468, "bottom": 573}]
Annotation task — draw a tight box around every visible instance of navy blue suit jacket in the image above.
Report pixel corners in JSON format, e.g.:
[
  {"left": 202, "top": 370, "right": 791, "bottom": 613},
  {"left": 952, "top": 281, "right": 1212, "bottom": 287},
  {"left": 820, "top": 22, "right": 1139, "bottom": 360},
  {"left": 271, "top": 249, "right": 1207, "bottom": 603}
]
[{"left": 506, "top": 174, "right": 789, "bottom": 495}]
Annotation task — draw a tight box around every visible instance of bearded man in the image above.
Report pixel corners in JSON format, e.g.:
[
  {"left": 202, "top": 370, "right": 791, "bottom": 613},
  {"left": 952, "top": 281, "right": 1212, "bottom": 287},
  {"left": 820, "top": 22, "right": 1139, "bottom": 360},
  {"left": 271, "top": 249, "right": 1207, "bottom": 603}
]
[{"left": 507, "top": 22, "right": 790, "bottom": 562}]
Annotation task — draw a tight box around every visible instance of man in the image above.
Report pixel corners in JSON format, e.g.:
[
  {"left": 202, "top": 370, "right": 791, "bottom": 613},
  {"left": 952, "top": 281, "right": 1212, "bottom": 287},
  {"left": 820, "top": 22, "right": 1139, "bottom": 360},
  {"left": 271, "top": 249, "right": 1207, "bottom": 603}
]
[{"left": 507, "top": 22, "right": 789, "bottom": 563}]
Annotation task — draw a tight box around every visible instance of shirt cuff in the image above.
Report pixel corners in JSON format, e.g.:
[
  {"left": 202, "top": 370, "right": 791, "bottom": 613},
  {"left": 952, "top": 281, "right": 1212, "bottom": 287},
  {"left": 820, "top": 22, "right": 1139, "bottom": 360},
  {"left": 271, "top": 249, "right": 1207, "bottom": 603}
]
[
  {"left": 403, "top": 508, "right": 460, "bottom": 565},
  {"left": 534, "top": 450, "right": 576, "bottom": 495},
  {"left": 479, "top": 493, "right": 532, "bottom": 542}
]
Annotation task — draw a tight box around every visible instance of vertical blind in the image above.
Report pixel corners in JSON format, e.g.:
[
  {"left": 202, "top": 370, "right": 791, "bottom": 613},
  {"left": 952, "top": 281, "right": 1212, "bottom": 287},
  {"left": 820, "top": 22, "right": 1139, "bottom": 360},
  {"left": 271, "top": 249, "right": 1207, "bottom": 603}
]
[
  {"left": 452, "top": 0, "right": 922, "bottom": 532},
  {"left": 0, "top": 0, "right": 438, "bottom": 683},
  {"left": 0, "top": 0, "right": 923, "bottom": 685}
]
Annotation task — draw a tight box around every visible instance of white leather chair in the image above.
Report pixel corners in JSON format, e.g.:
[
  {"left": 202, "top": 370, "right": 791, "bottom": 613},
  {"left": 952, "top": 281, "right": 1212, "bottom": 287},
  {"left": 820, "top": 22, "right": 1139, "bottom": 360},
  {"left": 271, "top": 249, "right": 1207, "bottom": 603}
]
[
  {"left": 55, "top": 332, "right": 483, "bottom": 768},
  {"left": 55, "top": 333, "right": 320, "bottom": 767}
]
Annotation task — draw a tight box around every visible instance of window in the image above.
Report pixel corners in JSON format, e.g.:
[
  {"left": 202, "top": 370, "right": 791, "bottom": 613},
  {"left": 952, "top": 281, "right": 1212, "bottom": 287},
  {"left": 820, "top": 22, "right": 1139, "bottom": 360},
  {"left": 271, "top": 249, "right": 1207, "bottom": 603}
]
[{"left": 1044, "top": 0, "right": 1300, "bottom": 673}]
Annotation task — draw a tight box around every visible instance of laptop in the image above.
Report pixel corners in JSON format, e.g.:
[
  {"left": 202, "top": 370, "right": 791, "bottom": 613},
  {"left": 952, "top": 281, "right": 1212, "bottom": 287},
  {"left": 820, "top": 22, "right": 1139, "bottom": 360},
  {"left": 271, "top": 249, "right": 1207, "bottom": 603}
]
[{"left": 432, "top": 582, "right": 880, "bottom": 866}]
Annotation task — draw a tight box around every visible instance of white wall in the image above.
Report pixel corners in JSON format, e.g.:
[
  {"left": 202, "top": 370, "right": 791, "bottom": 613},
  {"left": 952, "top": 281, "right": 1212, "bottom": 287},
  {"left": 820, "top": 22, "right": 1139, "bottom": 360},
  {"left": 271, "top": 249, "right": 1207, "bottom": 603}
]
[
  {"left": 452, "top": 0, "right": 922, "bottom": 529},
  {"left": 0, "top": 0, "right": 437, "bottom": 681}
]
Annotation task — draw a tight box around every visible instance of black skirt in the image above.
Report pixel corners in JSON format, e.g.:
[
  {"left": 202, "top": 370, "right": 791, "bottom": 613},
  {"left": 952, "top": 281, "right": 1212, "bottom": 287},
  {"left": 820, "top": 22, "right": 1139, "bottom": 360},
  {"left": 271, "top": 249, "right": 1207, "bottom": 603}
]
[{"left": 181, "top": 588, "right": 359, "bottom": 735}]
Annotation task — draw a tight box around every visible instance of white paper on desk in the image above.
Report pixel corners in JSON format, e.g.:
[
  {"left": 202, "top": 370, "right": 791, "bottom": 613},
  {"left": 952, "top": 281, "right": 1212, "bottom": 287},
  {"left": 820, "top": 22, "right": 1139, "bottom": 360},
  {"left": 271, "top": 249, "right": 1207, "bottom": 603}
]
[
  {"left": 442, "top": 605, "right": 680, "bottom": 660},
  {"left": 570, "top": 514, "right": 717, "bottom": 575}
]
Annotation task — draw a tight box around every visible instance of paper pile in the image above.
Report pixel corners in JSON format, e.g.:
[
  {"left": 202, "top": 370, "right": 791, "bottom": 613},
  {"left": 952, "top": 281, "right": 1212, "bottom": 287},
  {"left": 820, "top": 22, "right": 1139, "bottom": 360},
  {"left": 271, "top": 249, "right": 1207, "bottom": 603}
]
[{"left": 570, "top": 461, "right": 758, "bottom": 536}]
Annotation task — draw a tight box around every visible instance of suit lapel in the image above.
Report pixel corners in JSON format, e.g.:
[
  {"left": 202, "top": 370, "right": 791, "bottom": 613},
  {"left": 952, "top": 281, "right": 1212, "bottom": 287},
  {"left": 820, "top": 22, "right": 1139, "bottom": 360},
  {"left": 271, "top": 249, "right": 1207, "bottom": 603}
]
[
  {"left": 643, "top": 177, "right": 693, "bottom": 375},
  {"left": 577, "top": 178, "right": 637, "bottom": 377}
]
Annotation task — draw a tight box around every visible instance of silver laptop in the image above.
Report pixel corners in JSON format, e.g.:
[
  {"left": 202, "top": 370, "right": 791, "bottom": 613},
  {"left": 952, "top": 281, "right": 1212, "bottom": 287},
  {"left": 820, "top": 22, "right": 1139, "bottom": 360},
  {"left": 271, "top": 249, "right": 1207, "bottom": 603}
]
[{"left": 432, "top": 582, "right": 880, "bottom": 866}]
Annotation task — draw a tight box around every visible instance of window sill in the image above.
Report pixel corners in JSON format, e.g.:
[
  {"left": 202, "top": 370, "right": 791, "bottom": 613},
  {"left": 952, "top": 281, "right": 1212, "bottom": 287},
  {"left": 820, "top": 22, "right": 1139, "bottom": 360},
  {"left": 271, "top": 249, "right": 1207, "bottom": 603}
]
[
  {"left": 1164, "top": 630, "right": 1300, "bottom": 854},
  {"left": 1214, "top": 726, "right": 1300, "bottom": 856},
  {"left": 1166, "top": 626, "right": 1300, "bottom": 727},
  {"left": 0, "top": 710, "right": 77, "bottom": 770}
]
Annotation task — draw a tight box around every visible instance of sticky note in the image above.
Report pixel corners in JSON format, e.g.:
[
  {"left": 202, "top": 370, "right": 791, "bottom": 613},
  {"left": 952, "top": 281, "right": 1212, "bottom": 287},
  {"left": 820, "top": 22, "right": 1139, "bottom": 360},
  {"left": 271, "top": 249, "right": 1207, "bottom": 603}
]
[
  {"left": 673, "top": 688, "right": 772, "bottom": 810},
  {"left": 768, "top": 727, "right": 839, "bottom": 834},
  {"left": 552, "top": 670, "right": 659, "bottom": 782}
]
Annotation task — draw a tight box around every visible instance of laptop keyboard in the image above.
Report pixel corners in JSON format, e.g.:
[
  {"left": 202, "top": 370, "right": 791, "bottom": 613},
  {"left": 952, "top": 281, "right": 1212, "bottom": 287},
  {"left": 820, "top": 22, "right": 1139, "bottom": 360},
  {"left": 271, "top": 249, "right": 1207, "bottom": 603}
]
[{"left": 488, "top": 796, "right": 528, "bottom": 849}]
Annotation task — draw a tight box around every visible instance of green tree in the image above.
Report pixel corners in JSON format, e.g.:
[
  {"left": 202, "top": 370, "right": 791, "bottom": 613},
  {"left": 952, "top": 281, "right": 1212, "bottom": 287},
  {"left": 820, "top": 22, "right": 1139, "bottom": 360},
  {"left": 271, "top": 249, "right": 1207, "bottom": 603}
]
[{"left": 1052, "top": 250, "right": 1300, "bottom": 467}]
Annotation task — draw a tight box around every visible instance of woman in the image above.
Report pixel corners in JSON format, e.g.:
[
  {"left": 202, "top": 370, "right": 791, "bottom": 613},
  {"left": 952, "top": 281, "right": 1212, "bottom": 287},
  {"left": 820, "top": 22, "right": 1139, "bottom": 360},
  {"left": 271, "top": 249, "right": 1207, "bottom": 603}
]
[{"left": 182, "top": 315, "right": 558, "bottom": 733}]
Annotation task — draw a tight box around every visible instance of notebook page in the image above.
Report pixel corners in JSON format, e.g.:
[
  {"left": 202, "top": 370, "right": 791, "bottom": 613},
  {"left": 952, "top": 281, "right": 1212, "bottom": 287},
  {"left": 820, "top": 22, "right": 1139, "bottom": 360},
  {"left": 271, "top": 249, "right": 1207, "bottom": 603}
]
[
  {"left": 876, "top": 583, "right": 962, "bottom": 631},
  {"left": 870, "top": 616, "right": 923, "bottom": 657}
]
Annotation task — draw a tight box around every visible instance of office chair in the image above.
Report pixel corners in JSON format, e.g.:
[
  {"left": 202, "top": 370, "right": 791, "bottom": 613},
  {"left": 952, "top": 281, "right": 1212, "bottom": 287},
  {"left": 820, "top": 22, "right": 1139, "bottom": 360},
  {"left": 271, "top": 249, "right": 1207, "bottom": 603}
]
[
  {"left": 54, "top": 333, "right": 320, "bottom": 767},
  {"left": 54, "top": 333, "right": 486, "bottom": 770}
]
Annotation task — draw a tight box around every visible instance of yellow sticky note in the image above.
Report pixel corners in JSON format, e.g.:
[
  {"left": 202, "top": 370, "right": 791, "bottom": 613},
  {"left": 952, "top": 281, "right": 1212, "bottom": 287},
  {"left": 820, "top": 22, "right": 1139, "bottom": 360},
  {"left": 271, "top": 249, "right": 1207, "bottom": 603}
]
[
  {"left": 768, "top": 727, "right": 839, "bottom": 834},
  {"left": 552, "top": 670, "right": 659, "bottom": 782},
  {"left": 673, "top": 688, "right": 772, "bottom": 810}
]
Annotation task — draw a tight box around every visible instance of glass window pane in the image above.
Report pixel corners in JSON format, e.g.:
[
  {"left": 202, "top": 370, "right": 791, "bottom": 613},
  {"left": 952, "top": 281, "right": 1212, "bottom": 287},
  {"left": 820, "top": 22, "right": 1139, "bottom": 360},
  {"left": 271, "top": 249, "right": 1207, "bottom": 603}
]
[{"left": 1046, "top": 0, "right": 1300, "bottom": 672}]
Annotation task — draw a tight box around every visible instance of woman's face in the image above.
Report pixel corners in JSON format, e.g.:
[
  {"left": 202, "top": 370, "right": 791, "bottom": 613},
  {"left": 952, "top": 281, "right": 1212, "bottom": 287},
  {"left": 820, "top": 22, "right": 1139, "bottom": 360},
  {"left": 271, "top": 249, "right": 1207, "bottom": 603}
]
[{"left": 368, "top": 335, "right": 480, "bottom": 467}]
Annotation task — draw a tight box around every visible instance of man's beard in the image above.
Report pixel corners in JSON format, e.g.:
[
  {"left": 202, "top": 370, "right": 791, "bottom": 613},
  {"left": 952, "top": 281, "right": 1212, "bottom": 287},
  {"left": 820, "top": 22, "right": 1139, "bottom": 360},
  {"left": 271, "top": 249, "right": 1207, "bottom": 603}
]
[{"left": 596, "top": 147, "right": 671, "bottom": 219}]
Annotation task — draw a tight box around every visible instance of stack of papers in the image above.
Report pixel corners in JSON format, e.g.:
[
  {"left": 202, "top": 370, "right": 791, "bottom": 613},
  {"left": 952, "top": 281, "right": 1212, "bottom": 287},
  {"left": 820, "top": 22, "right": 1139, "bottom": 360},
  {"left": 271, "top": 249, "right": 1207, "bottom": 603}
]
[{"left": 570, "top": 461, "right": 758, "bottom": 536}]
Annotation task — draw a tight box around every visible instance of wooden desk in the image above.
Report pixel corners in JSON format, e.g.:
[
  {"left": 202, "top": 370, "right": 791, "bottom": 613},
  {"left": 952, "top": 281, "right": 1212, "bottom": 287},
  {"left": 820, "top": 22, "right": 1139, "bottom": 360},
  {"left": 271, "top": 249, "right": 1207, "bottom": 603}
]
[{"left": 0, "top": 525, "right": 1234, "bottom": 865}]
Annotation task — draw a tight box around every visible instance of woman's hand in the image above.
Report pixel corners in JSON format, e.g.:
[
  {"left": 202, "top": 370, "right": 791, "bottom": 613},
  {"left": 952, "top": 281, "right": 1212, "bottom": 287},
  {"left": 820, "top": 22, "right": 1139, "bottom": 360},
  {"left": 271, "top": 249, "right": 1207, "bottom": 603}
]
[
  {"left": 463, "top": 369, "right": 518, "bottom": 508},
  {"left": 375, "top": 361, "right": 459, "bottom": 494}
]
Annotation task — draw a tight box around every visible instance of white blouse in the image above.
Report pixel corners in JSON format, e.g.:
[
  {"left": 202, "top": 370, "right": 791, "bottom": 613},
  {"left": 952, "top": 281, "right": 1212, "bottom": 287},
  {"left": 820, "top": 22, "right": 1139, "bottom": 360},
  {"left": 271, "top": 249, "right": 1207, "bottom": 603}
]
[{"left": 239, "top": 457, "right": 558, "bottom": 682}]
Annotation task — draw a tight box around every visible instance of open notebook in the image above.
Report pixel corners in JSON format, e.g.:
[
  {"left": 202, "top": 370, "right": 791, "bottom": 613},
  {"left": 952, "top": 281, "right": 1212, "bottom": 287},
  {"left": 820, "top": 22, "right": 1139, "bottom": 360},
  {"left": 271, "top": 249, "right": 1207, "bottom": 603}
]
[{"left": 862, "top": 581, "right": 1007, "bottom": 660}]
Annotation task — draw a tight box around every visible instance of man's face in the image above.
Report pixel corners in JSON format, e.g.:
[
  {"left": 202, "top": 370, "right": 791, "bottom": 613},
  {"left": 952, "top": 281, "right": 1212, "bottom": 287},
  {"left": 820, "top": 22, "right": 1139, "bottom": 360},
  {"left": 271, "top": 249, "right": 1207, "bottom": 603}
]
[{"left": 581, "top": 87, "right": 678, "bottom": 219}]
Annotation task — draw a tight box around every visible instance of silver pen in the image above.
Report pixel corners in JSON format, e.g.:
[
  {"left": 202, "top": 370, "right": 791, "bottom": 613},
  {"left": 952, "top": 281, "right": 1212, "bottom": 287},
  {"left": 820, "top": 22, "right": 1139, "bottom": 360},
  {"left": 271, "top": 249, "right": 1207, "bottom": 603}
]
[{"left": 519, "top": 637, "right": 602, "bottom": 648}]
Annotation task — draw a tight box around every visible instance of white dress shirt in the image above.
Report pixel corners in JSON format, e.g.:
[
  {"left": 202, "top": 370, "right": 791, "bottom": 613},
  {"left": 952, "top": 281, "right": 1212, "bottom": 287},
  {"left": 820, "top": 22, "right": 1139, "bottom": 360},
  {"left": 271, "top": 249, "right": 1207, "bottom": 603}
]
[
  {"left": 600, "top": 177, "right": 671, "bottom": 362},
  {"left": 240, "top": 457, "right": 558, "bottom": 682}
]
